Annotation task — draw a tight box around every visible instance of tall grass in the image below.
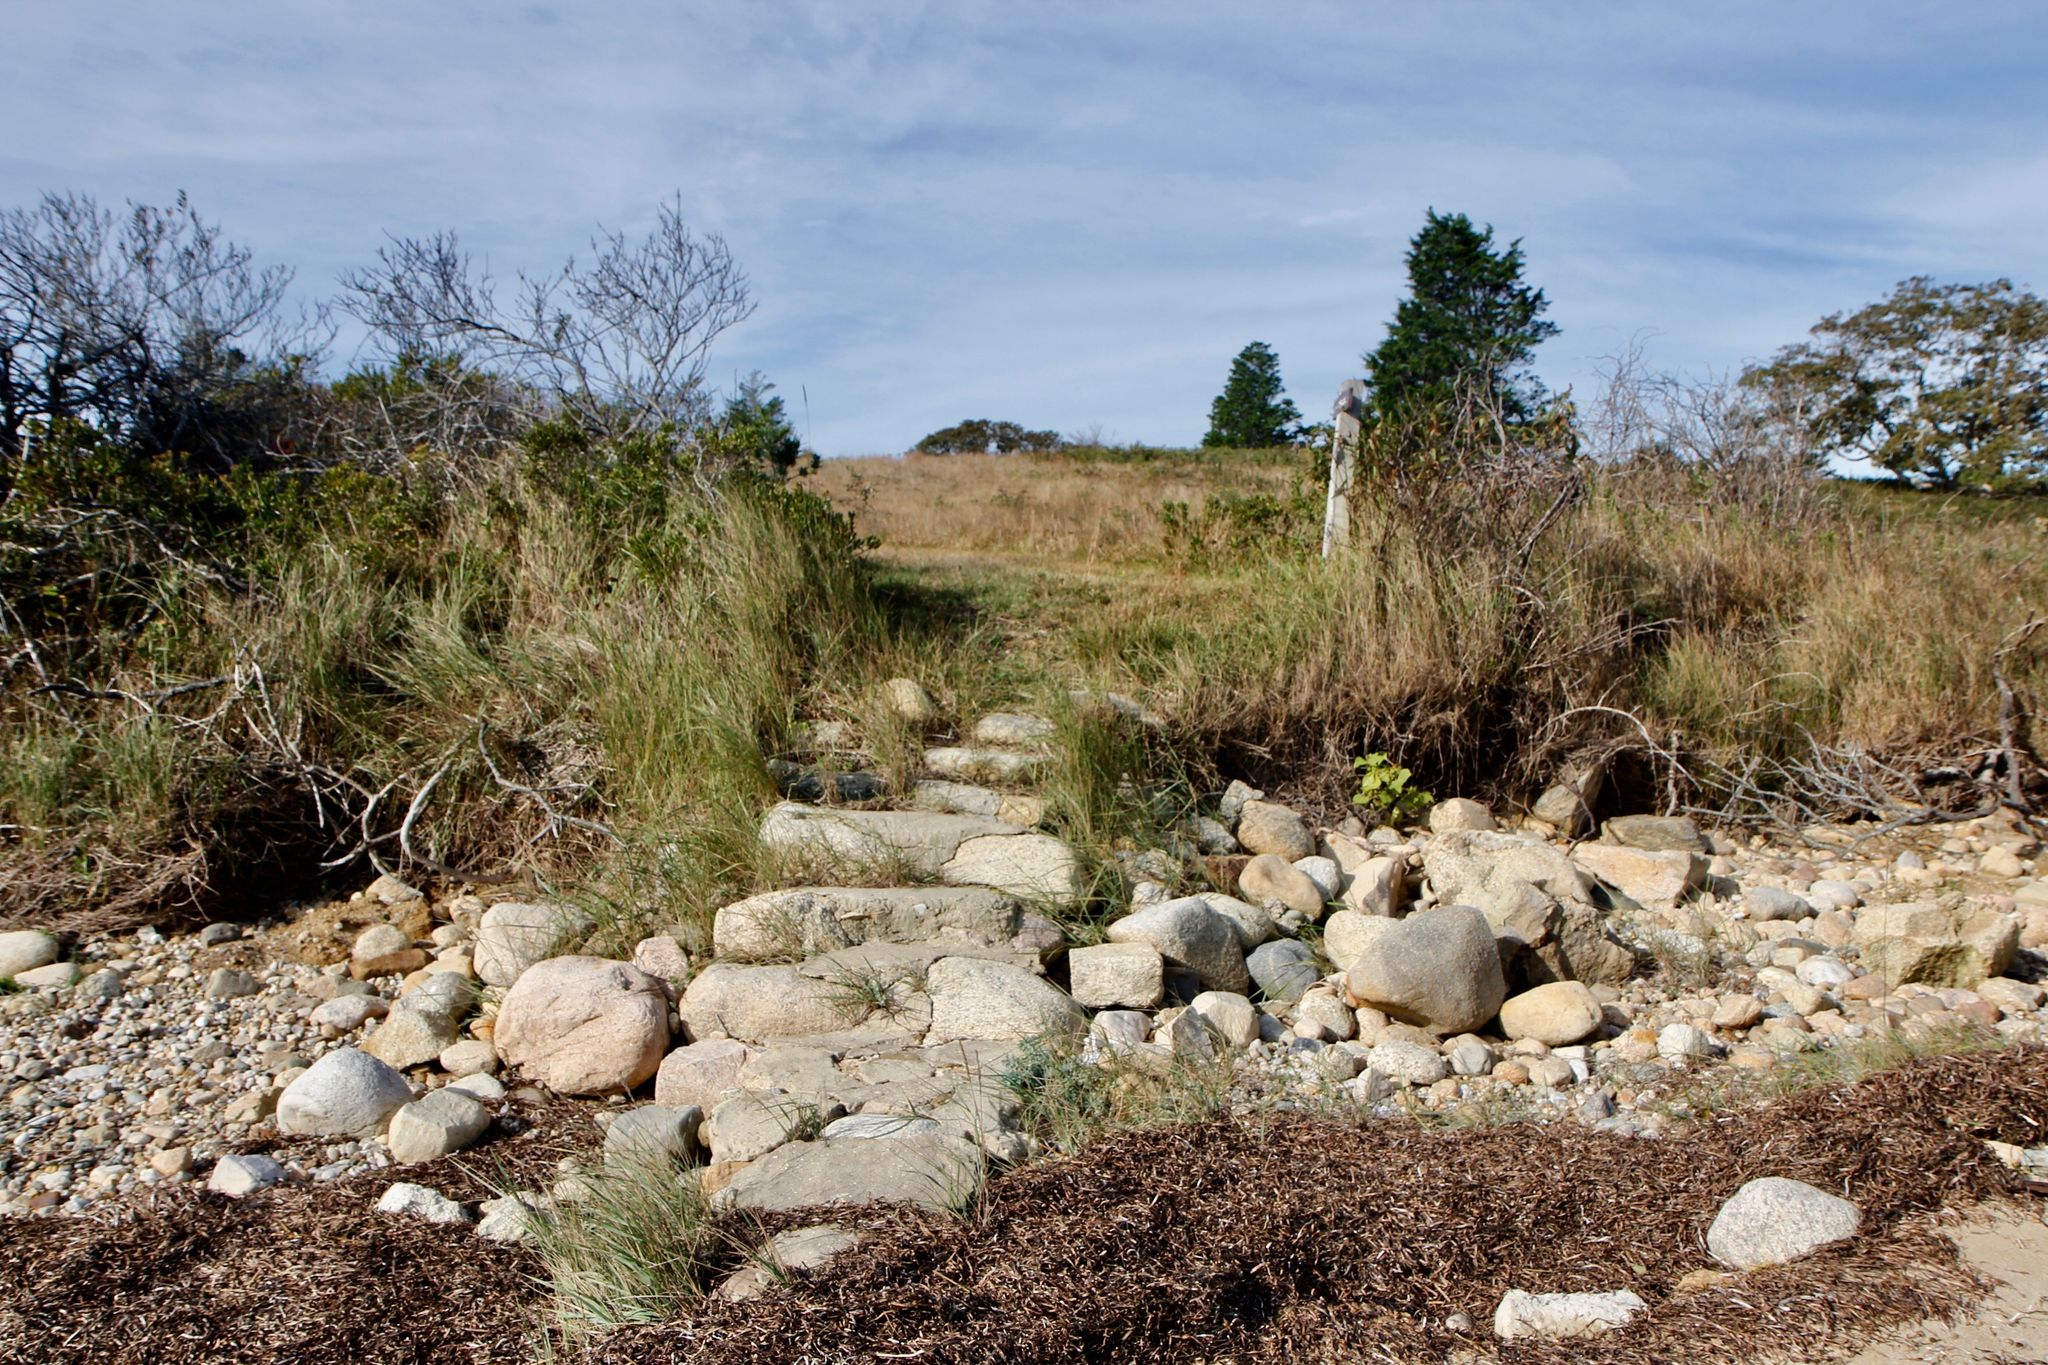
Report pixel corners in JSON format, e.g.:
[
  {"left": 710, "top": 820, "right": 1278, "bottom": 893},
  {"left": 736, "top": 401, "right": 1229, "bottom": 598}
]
[{"left": 0, "top": 453, "right": 906, "bottom": 940}]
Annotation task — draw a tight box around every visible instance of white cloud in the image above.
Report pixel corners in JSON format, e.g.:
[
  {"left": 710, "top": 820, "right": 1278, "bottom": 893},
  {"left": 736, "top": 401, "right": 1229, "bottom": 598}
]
[{"left": 3, "top": 1, "right": 2043, "bottom": 452}]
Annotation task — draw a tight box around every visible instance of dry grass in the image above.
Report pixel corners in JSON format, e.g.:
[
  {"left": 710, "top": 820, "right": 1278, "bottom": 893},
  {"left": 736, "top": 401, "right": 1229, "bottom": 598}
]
[{"left": 809, "top": 450, "right": 1298, "bottom": 563}]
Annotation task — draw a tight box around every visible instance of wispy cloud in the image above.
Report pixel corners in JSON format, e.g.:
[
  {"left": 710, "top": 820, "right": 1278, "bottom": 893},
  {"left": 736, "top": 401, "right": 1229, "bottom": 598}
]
[{"left": 4, "top": 1, "right": 2042, "bottom": 452}]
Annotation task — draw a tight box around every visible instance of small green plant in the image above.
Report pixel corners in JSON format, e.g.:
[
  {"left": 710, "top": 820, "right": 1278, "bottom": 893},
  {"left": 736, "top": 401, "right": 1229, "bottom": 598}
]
[
  {"left": 519, "top": 1159, "right": 735, "bottom": 1348},
  {"left": 820, "top": 961, "right": 921, "bottom": 1021},
  {"left": 1350, "top": 752, "right": 1431, "bottom": 822}
]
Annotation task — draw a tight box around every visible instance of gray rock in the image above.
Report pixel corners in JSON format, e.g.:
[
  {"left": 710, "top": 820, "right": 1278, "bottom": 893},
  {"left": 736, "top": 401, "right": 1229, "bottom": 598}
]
[
  {"left": 310, "top": 994, "right": 389, "bottom": 1032},
  {"left": 1494, "top": 1288, "right": 1645, "bottom": 1340},
  {"left": 474, "top": 902, "right": 596, "bottom": 988},
  {"left": 438, "top": 1039, "right": 498, "bottom": 1077},
  {"left": 878, "top": 677, "right": 937, "bottom": 725},
  {"left": 1246, "top": 939, "right": 1320, "bottom": 1003},
  {"left": 1657, "top": 1023, "right": 1717, "bottom": 1060},
  {"left": 940, "top": 832, "right": 1086, "bottom": 903},
  {"left": 1367, "top": 1039, "right": 1448, "bottom": 1086},
  {"left": 677, "top": 963, "right": 862, "bottom": 1044},
  {"left": 1342, "top": 905, "right": 1506, "bottom": 1034},
  {"left": 475, "top": 1193, "right": 544, "bottom": 1242},
  {"left": 716, "top": 1224, "right": 860, "bottom": 1301},
  {"left": 1572, "top": 844, "right": 1706, "bottom": 910},
  {"left": 1217, "top": 779, "right": 1264, "bottom": 827},
  {"left": 655, "top": 1038, "right": 755, "bottom": 1110},
  {"left": 631, "top": 934, "right": 692, "bottom": 984},
  {"left": 376, "top": 1180, "right": 472, "bottom": 1225},
  {"left": 718, "top": 1132, "right": 984, "bottom": 1214},
  {"left": 604, "top": 1104, "right": 702, "bottom": 1169},
  {"left": 972, "top": 712, "right": 1056, "bottom": 746},
  {"left": 276, "top": 1047, "right": 414, "bottom": 1137},
  {"left": 0, "top": 930, "right": 60, "bottom": 981},
  {"left": 350, "top": 923, "right": 423, "bottom": 977},
  {"left": 387, "top": 1087, "right": 490, "bottom": 1163},
  {"left": 1745, "top": 886, "right": 1813, "bottom": 923},
  {"left": 204, "top": 967, "right": 257, "bottom": 1000},
  {"left": 1189, "top": 991, "right": 1260, "bottom": 1050},
  {"left": 12, "top": 961, "right": 78, "bottom": 989},
  {"left": 1193, "top": 894, "right": 1275, "bottom": 951},
  {"left": 1707, "top": 1177, "right": 1861, "bottom": 1268},
  {"left": 706, "top": 1089, "right": 822, "bottom": 1164},
  {"left": 925, "top": 957, "right": 1084, "bottom": 1042},
  {"left": 208, "top": 1153, "right": 285, "bottom": 1198},
  {"left": 1238, "top": 854, "right": 1326, "bottom": 919},
  {"left": 821, "top": 1114, "right": 942, "bottom": 1141},
  {"left": 362, "top": 1003, "right": 460, "bottom": 1069},
  {"left": 1497, "top": 981, "right": 1602, "bottom": 1046},
  {"left": 1600, "top": 814, "right": 1706, "bottom": 852},
  {"left": 1105, "top": 897, "right": 1250, "bottom": 995},
  {"left": 714, "top": 886, "right": 1022, "bottom": 960}
]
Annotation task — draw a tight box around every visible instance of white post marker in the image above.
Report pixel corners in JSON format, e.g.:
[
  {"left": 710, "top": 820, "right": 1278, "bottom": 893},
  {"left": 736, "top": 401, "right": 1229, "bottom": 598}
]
[{"left": 1322, "top": 379, "right": 1366, "bottom": 557}]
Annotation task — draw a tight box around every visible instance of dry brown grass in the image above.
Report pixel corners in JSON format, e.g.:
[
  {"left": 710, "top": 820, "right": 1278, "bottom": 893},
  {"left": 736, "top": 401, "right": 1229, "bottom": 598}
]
[
  {"left": 811, "top": 448, "right": 2048, "bottom": 822},
  {"left": 808, "top": 451, "right": 1295, "bottom": 564}
]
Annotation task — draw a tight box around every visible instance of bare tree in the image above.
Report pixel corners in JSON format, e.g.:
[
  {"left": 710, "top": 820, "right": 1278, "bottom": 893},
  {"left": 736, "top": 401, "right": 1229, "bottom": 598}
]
[
  {"left": 338, "top": 195, "right": 754, "bottom": 446},
  {"left": 0, "top": 191, "right": 314, "bottom": 470}
]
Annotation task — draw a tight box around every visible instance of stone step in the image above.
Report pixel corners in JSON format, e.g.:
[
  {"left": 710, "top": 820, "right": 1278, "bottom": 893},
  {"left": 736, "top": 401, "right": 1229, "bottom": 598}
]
[
  {"left": 712, "top": 885, "right": 1024, "bottom": 960},
  {"left": 758, "top": 802, "right": 1084, "bottom": 903},
  {"left": 922, "top": 746, "right": 1049, "bottom": 783},
  {"left": 678, "top": 950, "right": 1083, "bottom": 1050},
  {"left": 912, "top": 779, "right": 1045, "bottom": 826}
]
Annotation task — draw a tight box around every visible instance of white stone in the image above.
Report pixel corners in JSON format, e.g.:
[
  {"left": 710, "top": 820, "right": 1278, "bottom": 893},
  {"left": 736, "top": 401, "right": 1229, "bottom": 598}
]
[
  {"left": 387, "top": 1087, "right": 490, "bottom": 1164},
  {"left": 0, "top": 930, "right": 60, "bottom": 980},
  {"left": 208, "top": 1153, "right": 285, "bottom": 1197},
  {"left": 1494, "top": 1288, "right": 1645, "bottom": 1340},
  {"left": 276, "top": 1047, "right": 415, "bottom": 1138},
  {"left": 1708, "top": 1177, "right": 1861, "bottom": 1268},
  {"left": 377, "top": 1180, "right": 472, "bottom": 1225},
  {"left": 1189, "top": 991, "right": 1260, "bottom": 1051}
]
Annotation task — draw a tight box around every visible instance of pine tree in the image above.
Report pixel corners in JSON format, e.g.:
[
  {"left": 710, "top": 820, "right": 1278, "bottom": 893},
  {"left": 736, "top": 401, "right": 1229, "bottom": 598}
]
[
  {"left": 1202, "top": 341, "right": 1302, "bottom": 448},
  {"left": 1363, "top": 210, "right": 1557, "bottom": 422}
]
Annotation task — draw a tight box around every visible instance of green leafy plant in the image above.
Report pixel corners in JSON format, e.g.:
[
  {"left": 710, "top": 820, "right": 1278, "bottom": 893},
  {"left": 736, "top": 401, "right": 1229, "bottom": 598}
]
[{"left": 1350, "top": 752, "right": 1430, "bottom": 822}]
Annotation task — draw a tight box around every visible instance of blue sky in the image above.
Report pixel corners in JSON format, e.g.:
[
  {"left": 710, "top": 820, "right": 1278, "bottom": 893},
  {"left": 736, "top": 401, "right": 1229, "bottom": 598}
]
[{"left": 5, "top": 3, "right": 2044, "bottom": 454}]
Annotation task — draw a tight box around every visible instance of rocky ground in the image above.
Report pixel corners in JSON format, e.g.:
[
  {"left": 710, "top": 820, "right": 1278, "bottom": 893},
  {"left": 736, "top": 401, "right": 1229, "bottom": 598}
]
[{"left": 3, "top": 684, "right": 2047, "bottom": 1357}]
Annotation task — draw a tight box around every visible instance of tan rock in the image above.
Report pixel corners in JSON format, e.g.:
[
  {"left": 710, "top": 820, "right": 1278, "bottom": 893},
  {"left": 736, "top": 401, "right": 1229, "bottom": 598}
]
[
  {"left": 1497, "top": 981, "right": 1602, "bottom": 1046},
  {"left": 494, "top": 956, "right": 670, "bottom": 1095}
]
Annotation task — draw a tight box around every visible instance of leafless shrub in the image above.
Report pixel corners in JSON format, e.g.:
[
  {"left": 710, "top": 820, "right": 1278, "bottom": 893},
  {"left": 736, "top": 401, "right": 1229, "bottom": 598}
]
[{"left": 337, "top": 194, "right": 754, "bottom": 454}]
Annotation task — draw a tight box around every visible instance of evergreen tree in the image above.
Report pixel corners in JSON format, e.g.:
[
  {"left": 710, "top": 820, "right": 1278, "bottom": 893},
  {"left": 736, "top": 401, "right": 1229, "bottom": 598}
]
[
  {"left": 1202, "top": 341, "right": 1302, "bottom": 447},
  {"left": 1363, "top": 210, "right": 1557, "bottom": 422}
]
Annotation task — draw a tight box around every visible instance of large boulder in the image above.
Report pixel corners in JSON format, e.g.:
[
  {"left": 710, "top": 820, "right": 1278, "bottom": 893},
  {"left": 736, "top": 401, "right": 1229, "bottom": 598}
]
[
  {"left": 474, "top": 902, "right": 595, "bottom": 988},
  {"left": 1105, "top": 897, "right": 1250, "bottom": 995},
  {"left": 276, "top": 1047, "right": 414, "bottom": 1137},
  {"left": 1707, "top": 1177, "right": 1861, "bottom": 1269},
  {"left": 925, "top": 957, "right": 1084, "bottom": 1041},
  {"left": 1341, "top": 905, "right": 1506, "bottom": 1034},
  {"left": 494, "top": 956, "right": 669, "bottom": 1094},
  {"left": 1852, "top": 901, "right": 2018, "bottom": 988},
  {"left": 678, "top": 963, "right": 865, "bottom": 1044},
  {"left": 717, "top": 1132, "right": 983, "bottom": 1214},
  {"left": 1571, "top": 844, "right": 1705, "bottom": 910}
]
